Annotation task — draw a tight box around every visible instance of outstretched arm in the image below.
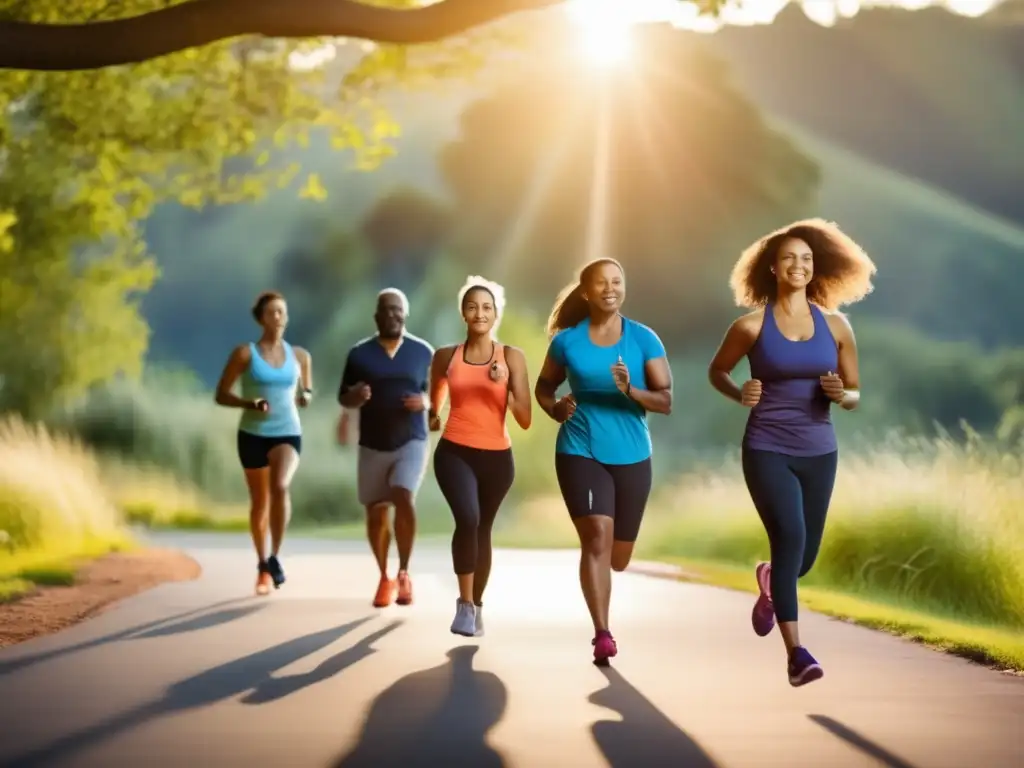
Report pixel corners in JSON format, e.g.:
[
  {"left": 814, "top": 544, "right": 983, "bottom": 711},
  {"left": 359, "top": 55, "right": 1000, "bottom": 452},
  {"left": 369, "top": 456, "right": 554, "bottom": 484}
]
[
  {"left": 505, "top": 346, "right": 533, "bottom": 430},
  {"left": 0, "top": 0, "right": 564, "bottom": 72}
]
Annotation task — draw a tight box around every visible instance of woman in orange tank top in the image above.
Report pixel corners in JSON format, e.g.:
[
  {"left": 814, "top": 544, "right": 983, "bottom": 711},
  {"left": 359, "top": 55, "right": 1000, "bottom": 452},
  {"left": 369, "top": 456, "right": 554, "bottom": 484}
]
[{"left": 428, "top": 276, "right": 533, "bottom": 638}]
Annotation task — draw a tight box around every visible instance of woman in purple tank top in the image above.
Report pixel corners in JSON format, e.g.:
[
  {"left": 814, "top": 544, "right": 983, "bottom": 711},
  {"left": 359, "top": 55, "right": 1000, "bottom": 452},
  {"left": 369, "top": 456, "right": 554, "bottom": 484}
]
[{"left": 708, "top": 219, "right": 876, "bottom": 687}]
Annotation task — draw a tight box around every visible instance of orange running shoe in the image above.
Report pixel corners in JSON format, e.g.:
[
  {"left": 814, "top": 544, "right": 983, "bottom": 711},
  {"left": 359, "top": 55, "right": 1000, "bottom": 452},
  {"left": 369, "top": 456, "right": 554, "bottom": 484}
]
[
  {"left": 373, "top": 575, "right": 396, "bottom": 608},
  {"left": 396, "top": 570, "right": 413, "bottom": 606},
  {"left": 255, "top": 569, "right": 273, "bottom": 597}
]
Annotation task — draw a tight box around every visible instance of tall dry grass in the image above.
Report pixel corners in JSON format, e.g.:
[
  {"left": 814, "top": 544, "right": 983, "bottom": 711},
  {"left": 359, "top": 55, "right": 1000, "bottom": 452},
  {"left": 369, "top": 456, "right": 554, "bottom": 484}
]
[
  {"left": 495, "top": 429, "right": 1024, "bottom": 629},
  {"left": 639, "top": 430, "right": 1024, "bottom": 628},
  {"left": 0, "top": 415, "right": 125, "bottom": 556}
]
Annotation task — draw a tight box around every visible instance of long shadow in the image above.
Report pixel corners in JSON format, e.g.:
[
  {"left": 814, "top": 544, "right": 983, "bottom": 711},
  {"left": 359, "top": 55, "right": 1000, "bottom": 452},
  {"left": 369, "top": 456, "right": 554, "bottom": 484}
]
[
  {"left": 240, "top": 619, "right": 404, "bottom": 705},
  {"left": 0, "top": 598, "right": 265, "bottom": 677},
  {"left": 809, "top": 715, "right": 919, "bottom": 768},
  {"left": 132, "top": 605, "right": 265, "bottom": 639},
  {"left": 10, "top": 616, "right": 376, "bottom": 767},
  {"left": 588, "top": 667, "right": 720, "bottom": 768},
  {"left": 334, "top": 645, "right": 508, "bottom": 768}
]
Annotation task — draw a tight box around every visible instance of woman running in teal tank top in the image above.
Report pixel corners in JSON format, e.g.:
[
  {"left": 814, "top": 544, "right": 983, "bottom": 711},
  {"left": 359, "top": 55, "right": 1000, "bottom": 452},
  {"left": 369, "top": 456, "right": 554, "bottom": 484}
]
[
  {"left": 535, "top": 258, "right": 674, "bottom": 666},
  {"left": 214, "top": 291, "right": 313, "bottom": 596}
]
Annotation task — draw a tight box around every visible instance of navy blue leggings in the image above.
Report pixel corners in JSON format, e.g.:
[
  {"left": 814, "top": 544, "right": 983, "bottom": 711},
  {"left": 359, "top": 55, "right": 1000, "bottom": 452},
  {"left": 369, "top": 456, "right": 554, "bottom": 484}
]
[{"left": 742, "top": 448, "right": 838, "bottom": 623}]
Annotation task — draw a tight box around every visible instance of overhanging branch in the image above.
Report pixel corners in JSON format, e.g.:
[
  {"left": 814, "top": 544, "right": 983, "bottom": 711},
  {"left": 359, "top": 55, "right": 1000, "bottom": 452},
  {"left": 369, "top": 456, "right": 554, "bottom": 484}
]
[{"left": 0, "top": 0, "right": 564, "bottom": 72}]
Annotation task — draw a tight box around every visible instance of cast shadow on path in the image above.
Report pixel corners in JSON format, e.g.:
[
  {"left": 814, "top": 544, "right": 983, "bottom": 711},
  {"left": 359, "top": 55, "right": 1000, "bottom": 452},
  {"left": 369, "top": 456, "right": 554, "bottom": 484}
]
[
  {"left": 335, "top": 645, "right": 509, "bottom": 768},
  {"left": 589, "top": 666, "right": 720, "bottom": 768},
  {"left": 809, "top": 714, "right": 919, "bottom": 768},
  {"left": 0, "top": 597, "right": 266, "bottom": 677},
  {"left": 9, "top": 615, "right": 387, "bottom": 766}
]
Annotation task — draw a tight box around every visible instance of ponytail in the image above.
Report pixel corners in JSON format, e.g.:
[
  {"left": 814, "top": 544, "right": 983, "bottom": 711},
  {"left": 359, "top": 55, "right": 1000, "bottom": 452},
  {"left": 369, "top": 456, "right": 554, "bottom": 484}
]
[
  {"left": 546, "top": 282, "right": 588, "bottom": 339},
  {"left": 545, "top": 257, "right": 624, "bottom": 339}
]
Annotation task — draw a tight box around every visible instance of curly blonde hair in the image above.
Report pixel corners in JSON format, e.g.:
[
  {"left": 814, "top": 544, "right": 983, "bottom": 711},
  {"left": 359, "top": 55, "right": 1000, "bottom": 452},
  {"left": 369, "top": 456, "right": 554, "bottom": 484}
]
[{"left": 729, "top": 218, "right": 877, "bottom": 310}]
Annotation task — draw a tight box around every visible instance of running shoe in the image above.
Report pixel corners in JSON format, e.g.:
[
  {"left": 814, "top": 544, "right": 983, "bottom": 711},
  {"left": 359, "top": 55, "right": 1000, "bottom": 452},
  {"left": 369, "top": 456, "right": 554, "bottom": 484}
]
[
  {"left": 788, "top": 646, "right": 824, "bottom": 687},
  {"left": 752, "top": 561, "right": 775, "bottom": 637},
  {"left": 373, "top": 576, "right": 396, "bottom": 608},
  {"left": 450, "top": 599, "right": 477, "bottom": 637},
  {"left": 592, "top": 630, "right": 618, "bottom": 666},
  {"left": 396, "top": 570, "right": 414, "bottom": 606},
  {"left": 255, "top": 562, "right": 273, "bottom": 596},
  {"left": 474, "top": 604, "right": 485, "bottom": 637},
  {"left": 266, "top": 554, "right": 286, "bottom": 589}
]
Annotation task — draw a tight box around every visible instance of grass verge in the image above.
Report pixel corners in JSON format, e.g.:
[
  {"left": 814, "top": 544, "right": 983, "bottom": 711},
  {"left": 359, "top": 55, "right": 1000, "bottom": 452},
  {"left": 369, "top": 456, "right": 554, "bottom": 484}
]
[
  {"left": 650, "top": 557, "right": 1024, "bottom": 674},
  {"left": 0, "top": 535, "right": 135, "bottom": 603}
]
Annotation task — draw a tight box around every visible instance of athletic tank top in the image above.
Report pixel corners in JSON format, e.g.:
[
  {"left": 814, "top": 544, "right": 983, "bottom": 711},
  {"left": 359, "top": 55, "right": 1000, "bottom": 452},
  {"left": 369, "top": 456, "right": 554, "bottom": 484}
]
[
  {"left": 743, "top": 303, "right": 838, "bottom": 457},
  {"left": 238, "top": 341, "right": 302, "bottom": 438},
  {"left": 441, "top": 342, "right": 512, "bottom": 451}
]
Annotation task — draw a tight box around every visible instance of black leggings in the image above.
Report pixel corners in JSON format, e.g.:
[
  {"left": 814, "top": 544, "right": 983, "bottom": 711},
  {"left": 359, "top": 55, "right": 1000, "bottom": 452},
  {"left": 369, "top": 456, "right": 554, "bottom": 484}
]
[
  {"left": 742, "top": 448, "right": 838, "bottom": 623},
  {"left": 433, "top": 438, "right": 515, "bottom": 575},
  {"left": 554, "top": 454, "right": 653, "bottom": 543}
]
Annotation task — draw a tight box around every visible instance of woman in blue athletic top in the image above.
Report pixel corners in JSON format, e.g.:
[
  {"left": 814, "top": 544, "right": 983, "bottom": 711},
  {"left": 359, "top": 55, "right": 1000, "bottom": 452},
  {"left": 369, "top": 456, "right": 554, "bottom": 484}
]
[
  {"left": 535, "top": 258, "right": 673, "bottom": 666},
  {"left": 708, "top": 219, "right": 875, "bottom": 687},
  {"left": 214, "top": 291, "right": 313, "bottom": 596}
]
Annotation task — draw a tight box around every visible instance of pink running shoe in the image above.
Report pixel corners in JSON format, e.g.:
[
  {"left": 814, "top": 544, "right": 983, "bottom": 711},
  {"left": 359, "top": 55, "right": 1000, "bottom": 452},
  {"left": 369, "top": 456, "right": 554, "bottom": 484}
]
[{"left": 592, "top": 630, "right": 618, "bottom": 666}]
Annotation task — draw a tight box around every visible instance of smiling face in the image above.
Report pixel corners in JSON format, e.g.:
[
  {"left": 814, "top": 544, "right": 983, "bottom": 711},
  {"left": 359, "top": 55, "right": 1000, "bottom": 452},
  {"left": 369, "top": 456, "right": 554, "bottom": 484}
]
[
  {"left": 583, "top": 260, "right": 625, "bottom": 314},
  {"left": 375, "top": 292, "right": 406, "bottom": 339},
  {"left": 774, "top": 237, "right": 814, "bottom": 292},
  {"left": 462, "top": 287, "right": 497, "bottom": 337}
]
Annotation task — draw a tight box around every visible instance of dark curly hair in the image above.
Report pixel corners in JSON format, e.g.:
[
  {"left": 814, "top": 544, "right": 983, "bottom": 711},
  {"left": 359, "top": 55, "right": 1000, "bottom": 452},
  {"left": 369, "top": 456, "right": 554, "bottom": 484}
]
[
  {"left": 546, "top": 258, "right": 624, "bottom": 339},
  {"left": 729, "top": 218, "right": 876, "bottom": 311},
  {"left": 251, "top": 290, "right": 285, "bottom": 323}
]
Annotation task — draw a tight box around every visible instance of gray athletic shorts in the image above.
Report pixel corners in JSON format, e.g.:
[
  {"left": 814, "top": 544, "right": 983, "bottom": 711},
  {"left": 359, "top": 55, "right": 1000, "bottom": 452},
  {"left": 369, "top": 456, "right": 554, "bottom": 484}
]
[{"left": 357, "top": 439, "right": 430, "bottom": 507}]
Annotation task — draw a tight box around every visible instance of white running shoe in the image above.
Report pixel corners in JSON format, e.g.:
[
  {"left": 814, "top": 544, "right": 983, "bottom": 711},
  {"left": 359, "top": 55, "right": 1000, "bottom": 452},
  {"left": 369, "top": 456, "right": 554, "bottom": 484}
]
[
  {"left": 450, "top": 599, "right": 476, "bottom": 637},
  {"left": 474, "top": 605, "right": 485, "bottom": 637}
]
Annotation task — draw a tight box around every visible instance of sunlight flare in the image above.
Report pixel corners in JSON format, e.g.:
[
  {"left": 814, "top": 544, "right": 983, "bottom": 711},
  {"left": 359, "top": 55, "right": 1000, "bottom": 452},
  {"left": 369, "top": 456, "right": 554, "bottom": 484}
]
[{"left": 566, "top": 0, "right": 635, "bottom": 67}]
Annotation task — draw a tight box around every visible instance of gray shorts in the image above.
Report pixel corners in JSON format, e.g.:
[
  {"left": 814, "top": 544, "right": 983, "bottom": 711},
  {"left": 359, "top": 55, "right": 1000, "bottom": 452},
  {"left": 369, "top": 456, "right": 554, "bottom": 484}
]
[{"left": 357, "top": 439, "right": 430, "bottom": 507}]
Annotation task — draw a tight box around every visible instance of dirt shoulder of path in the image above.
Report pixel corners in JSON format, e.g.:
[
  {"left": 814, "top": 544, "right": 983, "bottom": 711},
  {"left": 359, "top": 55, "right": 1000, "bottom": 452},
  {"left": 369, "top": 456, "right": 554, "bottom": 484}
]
[{"left": 0, "top": 548, "right": 201, "bottom": 649}]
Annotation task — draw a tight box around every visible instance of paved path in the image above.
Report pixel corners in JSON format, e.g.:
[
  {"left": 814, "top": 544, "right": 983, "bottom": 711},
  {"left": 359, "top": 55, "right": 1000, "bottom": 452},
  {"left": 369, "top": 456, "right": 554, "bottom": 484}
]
[{"left": 0, "top": 532, "right": 1021, "bottom": 767}]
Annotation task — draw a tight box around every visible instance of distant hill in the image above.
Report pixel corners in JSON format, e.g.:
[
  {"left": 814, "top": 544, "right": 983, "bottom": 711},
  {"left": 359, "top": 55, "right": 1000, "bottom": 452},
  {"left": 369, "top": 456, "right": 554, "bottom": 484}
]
[{"left": 708, "top": 5, "right": 1024, "bottom": 224}]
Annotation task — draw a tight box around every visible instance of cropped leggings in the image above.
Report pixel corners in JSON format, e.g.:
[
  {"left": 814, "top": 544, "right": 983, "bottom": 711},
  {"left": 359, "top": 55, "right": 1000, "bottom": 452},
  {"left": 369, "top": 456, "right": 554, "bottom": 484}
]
[
  {"left": 433, "top": 438, "right": 515, "bottom": 575},
  {"left": 742, "top": 448, "right": 838, "bottom": 623}
]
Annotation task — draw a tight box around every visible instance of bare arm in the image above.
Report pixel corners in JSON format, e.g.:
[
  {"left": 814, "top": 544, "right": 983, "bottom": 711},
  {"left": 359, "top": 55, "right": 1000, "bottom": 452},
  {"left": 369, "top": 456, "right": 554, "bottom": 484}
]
[
  {"left": 708, "top": 313, "right": 761, "bottom": 404},
  {"left": 505, "top": 346, "right": 533, "bottom": 430},
  {"left": 214, "top": 344, "right": 257, "bottom": 409},
  {"left": 294, "top": 347, "right": 313, "bottom": 407},
  {"left": 0, "top": 0, "right": 565, "bottom": 72},
  {"left": 535, "top": 348, "right": 569, "bottom": 422},
  {"left": 828, "top": 312, "right": 861, "bottom": 411},
  {"left": 429, "top": 346, "right": 457, "bottom": 418},
  {"left": 626, "top": 357, "right": 673, "bottom": 415}
]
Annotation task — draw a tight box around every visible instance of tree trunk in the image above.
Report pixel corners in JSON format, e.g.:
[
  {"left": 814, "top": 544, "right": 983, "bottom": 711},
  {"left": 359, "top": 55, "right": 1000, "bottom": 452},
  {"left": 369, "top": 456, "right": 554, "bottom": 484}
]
[{"left": 0, "top": 0, "right": 563, "bottom": 72}]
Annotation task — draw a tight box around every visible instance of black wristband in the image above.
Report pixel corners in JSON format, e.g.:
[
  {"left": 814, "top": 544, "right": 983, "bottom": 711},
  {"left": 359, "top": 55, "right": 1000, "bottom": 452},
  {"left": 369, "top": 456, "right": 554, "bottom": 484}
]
[{"left": 625, "top": 382, "right": 632, "bottom": 398}]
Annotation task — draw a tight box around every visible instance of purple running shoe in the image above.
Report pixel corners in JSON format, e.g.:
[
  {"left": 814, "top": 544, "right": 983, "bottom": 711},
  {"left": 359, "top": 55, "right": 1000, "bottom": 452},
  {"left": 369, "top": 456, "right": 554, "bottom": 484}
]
[
  {"left": 788, "top": 646, "right": 824, "bottom": 687},
  {"left": 751, "top": 561, "right": 775, "bottom": 637}
]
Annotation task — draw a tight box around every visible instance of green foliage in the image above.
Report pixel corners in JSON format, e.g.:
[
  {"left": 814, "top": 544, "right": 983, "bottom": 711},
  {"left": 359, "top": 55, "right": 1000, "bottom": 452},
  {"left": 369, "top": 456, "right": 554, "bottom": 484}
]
[{"left": 0, "top": 0, "right": 509, "bottom": 416}]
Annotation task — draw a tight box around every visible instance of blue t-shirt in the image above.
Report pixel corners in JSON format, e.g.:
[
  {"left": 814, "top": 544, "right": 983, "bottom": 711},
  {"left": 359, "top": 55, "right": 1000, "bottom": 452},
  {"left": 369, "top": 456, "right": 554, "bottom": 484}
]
[
  {"left": 549, "top": 316, "right": 667, "bottom": 465},
  {"left": 338, "top": 333, "right": 434, "bottom": 452}
]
